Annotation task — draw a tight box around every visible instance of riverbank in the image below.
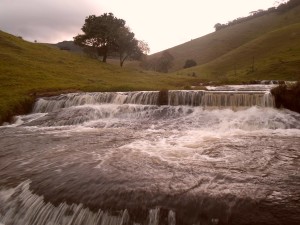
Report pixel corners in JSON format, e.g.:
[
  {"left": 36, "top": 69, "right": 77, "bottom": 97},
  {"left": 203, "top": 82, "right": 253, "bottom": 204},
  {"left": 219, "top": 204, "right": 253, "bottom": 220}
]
[{"left": 271, "top": 81, "right": 300, "bottom": 113}]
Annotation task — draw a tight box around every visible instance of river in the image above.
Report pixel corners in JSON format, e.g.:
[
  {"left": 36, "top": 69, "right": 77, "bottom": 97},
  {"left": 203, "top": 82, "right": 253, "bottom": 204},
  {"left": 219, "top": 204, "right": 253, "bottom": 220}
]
[{"left": 0, "top": 87, "right": 299, "bottom": 225}]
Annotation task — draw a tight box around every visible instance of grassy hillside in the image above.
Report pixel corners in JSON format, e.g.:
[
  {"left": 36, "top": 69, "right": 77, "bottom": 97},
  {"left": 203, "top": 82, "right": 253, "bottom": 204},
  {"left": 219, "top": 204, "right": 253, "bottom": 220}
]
[
  {"left": 54, "top": 41, "right": 83, "bottom": 53},
  {"left": 0, "top": 31, "right": 199, "bottom": 124},
  {"left": 145, "top": 4, "right": 300, "bottom": 81},
  {"left": 182, "top": 23, "right": 300, "bottom": 82}
]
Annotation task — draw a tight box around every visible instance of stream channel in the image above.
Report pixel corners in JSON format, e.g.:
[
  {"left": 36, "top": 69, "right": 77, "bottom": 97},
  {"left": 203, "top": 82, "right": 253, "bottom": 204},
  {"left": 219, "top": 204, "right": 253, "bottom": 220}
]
[{"left": 0, "top": 85, "right": 299, "bottom": 225}]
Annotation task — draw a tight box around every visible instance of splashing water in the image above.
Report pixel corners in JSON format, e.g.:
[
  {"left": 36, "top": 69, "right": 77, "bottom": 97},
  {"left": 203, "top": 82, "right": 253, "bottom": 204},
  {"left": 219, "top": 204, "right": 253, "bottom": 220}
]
[{"left": 0, "top": 89, "right": 299, "bottom": 225}]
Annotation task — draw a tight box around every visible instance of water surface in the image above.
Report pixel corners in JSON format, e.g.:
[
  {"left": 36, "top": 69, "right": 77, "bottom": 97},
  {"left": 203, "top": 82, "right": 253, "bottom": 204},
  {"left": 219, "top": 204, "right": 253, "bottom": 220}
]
[{"left": 0, "top": 90, "right": 299, "bottom": 225}]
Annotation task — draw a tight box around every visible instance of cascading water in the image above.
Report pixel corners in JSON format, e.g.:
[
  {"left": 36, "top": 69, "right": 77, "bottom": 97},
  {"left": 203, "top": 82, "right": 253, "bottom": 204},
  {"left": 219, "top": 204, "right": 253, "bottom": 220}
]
[
  {"left": 167, "top": 90, "right": 274, "bottom": 107},
  {"left": 0, "top": 86, "right": 299, "bottom": 225},
  {"left": 33, "top": 89, "right": 274, "bottom": 114},
  {"left": 33, "top": 91, "right": 160, "bottom": 113}
]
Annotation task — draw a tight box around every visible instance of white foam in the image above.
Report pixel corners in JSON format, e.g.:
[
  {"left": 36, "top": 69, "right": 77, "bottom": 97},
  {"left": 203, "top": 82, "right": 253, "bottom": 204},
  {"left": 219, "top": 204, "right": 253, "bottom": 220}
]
[
  {"left": 3, "top": 113, "right": 47, "bottom": 127},
  {"left": 205, "top": 84, "right": 278, "bottom": 91},
  {"left": 112, "top": 106, "right": 300, "bottom": 167}
]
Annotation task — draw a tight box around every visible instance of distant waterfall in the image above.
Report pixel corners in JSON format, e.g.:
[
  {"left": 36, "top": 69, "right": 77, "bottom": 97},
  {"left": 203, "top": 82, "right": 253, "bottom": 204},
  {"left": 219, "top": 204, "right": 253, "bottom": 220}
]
[
  {"left": 33, "top": 90, "right": 275, "bottom": 113},
  {"left": 168, "top": 90, "right": 274, "bottom": 108}
]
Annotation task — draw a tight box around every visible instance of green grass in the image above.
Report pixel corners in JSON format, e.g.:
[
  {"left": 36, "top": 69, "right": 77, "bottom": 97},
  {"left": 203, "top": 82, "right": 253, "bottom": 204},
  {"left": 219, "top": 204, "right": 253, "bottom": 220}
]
[
  {"left": 0, "top": 31, "right": 200, "bottom": 124},
  {"left": 179, "top": 23, "right": 300, "bottom": 82},
  {"left": 142, "top": 4, "right": 300, "bottom": 82}
]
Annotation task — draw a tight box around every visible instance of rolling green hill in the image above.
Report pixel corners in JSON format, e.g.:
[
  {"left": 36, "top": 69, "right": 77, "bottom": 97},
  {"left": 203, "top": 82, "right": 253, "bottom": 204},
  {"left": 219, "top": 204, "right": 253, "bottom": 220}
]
[
  {"left": 182, "top": 23, "right": 300, "bottom": 82},
  {"left": 54, "top": 41, "right": 83, "bottom": 53},
  {"left": 0, "top": 31, "right": 199, "bottom": 124},
  {"left": 145, "top": 4, "right": 300, "bottom": 82}
]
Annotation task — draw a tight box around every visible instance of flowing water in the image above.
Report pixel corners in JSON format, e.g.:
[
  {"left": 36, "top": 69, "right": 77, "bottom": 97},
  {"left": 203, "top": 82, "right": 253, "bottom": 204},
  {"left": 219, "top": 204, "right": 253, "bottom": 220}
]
[{"left": 0, "top": 88, "right": 299, "bottom": 225}]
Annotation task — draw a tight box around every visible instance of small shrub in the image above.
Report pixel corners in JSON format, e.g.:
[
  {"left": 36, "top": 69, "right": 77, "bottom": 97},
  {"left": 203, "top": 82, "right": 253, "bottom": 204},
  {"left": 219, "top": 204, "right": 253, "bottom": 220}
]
[{"left": 183, "top": 59, "right": 197, "bottom": 69}]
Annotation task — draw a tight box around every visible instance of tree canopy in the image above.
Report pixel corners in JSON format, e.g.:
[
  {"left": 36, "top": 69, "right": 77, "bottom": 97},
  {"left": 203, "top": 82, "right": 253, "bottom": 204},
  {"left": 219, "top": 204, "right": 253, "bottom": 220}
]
[
  {"left": 116, "top": 27, "right": 149, "bottom": 67},
  {"left": 74, "top": 13, "right": 149, "bottom": 66}
]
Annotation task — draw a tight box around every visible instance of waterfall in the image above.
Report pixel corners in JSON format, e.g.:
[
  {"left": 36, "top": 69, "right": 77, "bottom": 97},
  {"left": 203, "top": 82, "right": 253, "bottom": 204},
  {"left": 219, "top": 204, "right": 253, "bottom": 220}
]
[
  {"left": 33, "top": 90, "right": 275, "bottom": 113},
  {"left": 168, "top": 90, "right": 274, "bottom": 107},
  {"left": 200, "top": 91, "right": 274, "bottom": 108},
  {"left": 168, "top": 90, "right": 205, "bottom": 106},
  {"left": 0, "top": 181, "right": 176, "bottom": 225},
  {"left": 33, "top": 92, "right": 159, "bottom": 113}
]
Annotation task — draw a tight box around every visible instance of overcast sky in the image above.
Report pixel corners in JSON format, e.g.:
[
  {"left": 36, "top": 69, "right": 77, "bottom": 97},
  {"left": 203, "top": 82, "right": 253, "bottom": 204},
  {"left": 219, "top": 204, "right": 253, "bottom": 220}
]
[{"left": 0, "top": 0, "right": 280, "bottom": 53}]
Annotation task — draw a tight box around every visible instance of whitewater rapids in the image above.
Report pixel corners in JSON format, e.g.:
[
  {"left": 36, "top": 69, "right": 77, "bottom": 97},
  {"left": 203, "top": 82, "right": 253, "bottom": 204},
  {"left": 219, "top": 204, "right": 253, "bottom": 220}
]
[{"left": 0, "top": 90, "right": 299, "bottom": 225}]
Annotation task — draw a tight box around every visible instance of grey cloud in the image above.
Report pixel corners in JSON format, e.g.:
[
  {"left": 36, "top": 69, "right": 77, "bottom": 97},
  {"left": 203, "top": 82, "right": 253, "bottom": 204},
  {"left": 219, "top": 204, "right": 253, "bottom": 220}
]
[{"left": 0, "top": 0, "right": 103, "bottom": 42}]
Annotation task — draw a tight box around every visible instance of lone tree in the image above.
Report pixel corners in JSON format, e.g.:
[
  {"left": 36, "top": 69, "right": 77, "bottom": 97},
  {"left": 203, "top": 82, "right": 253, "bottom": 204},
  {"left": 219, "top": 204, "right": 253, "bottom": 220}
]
[{"left": 74, "top": 13, "right": 149, "bottom": 66}]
